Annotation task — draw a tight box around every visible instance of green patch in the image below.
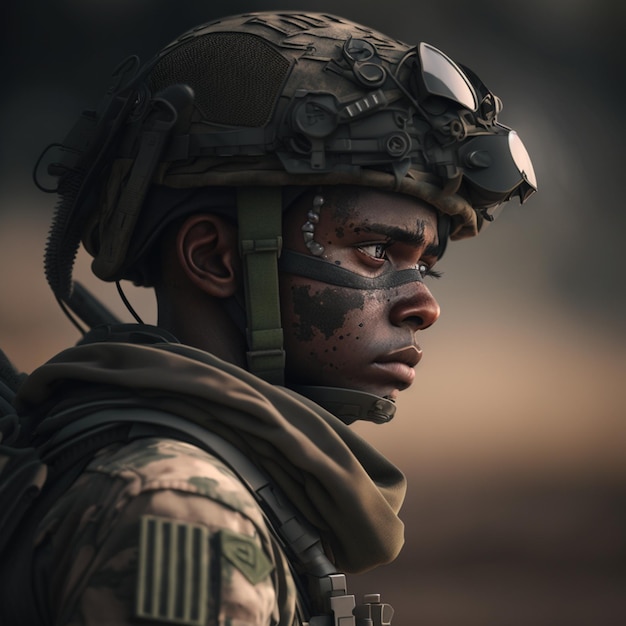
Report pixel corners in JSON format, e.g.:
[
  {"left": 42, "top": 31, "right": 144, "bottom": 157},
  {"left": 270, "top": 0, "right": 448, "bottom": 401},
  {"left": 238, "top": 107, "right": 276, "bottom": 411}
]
[{"left": 218, "top": 529, "right": 274, "bottom": 585}]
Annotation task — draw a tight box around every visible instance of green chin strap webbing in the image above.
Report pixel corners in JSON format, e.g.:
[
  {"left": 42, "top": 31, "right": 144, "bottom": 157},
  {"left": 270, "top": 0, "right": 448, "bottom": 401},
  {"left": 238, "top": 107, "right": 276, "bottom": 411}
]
[{"left": 237, "top": 187, "right": 286, "bottom": 385}]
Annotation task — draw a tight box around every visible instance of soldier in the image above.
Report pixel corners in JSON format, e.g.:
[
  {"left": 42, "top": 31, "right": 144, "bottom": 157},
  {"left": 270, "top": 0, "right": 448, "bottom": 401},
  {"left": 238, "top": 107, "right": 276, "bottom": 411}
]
[{"left": 3, "top": 11, "right": 535, "bottom": 626}]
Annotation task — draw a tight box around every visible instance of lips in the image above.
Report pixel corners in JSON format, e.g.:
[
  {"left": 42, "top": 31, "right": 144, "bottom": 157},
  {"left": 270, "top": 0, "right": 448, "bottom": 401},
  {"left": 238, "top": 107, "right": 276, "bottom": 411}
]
[
  {"left": 373, "top": 345, "right": 422, "bottom": 388},
  {"left": 376, "top": 345, "right": 422, "bottom": 367}
]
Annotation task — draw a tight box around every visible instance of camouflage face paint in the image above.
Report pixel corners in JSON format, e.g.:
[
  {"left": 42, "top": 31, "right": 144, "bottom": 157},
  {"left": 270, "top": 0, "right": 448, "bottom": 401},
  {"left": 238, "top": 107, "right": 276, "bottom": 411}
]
[
  {"left": 279, "top": 186, "right": 441, "bottom": 398},
  {"left": 290, "top": 285, "right": 366, "bottom": 340}
]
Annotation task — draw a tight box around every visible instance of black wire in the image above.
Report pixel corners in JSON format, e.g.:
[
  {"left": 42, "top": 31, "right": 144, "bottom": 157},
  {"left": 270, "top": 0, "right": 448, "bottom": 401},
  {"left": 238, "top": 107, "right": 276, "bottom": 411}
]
[
  {"left": 115, "top": 281, "right": 144, "bottom": 324},
  {"left": 56, "top": 295, "right": 87, "bottom": 336}
]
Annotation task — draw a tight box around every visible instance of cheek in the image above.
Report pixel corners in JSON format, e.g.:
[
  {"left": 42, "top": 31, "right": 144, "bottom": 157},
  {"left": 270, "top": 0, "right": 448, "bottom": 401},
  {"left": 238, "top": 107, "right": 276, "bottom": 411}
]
[
  {"left": 281, "top": 280, "right": 397, "bottom": 386},
  {"left": 288, "top": 284, "right": 366, "bottom": 340},
  {"left": 282, "top": 283, "right": 370, "bottom": 382}
]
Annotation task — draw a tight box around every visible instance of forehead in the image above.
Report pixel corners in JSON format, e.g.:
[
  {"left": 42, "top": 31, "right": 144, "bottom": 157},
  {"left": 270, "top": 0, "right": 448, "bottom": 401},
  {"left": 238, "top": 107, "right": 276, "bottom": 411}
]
[{"left": 317, "top": 186, "right": 439, "bottom": 238}]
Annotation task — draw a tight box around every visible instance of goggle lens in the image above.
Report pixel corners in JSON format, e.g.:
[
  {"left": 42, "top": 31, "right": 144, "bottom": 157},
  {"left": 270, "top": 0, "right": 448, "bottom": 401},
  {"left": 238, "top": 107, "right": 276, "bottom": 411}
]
[
  {"left": 419, "top": 42, "right": 478, "bottom": 111},
  {"left": 509, "top": 130, "right": 537, "bottom": 191}
]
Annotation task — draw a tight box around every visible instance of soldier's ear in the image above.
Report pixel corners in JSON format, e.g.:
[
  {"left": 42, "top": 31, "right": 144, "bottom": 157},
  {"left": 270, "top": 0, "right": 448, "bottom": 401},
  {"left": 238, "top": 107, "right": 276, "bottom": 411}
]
[{"left": 176, "top": 214, "right": 240, "bottom": 298}]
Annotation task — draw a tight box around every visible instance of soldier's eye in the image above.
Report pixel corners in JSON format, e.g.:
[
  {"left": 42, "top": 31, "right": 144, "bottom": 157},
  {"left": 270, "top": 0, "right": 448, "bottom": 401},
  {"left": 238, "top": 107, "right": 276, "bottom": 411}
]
[{"left": 357, "top": 243, "right": 390, "bottom": 260}]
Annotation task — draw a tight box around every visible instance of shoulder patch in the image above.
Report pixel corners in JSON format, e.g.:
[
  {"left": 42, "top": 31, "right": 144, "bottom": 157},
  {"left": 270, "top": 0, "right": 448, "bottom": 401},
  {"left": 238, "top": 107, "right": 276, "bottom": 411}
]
[
  {"left": 218, "top": 528, "right": 274, "bottom": 585},
  {"left": 135, "top": 515, "right": 209, "bottom": 625}
]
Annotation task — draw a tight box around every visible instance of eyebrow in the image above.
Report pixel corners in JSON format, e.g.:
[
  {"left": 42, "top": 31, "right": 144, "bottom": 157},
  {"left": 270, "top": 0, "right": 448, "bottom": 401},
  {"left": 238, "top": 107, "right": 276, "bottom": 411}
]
[{"left": 361, "top": 221, "right": 440, "bottom": 257}]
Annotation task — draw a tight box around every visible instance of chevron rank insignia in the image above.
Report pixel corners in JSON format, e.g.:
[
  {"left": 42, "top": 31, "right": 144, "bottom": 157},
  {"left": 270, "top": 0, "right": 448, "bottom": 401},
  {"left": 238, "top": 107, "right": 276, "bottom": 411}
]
[{"left": 218, "top": 528, "right": 274, "bottom": 585}]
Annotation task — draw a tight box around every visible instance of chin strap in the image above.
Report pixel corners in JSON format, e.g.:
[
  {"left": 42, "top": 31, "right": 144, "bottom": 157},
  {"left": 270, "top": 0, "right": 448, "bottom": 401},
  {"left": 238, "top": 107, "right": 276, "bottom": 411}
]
[
  {"left": 237, "top": 187, "right": 286, "bottom": 385},
  {"left": 288, "top": 385, "right": 396, "bottom": 424}
]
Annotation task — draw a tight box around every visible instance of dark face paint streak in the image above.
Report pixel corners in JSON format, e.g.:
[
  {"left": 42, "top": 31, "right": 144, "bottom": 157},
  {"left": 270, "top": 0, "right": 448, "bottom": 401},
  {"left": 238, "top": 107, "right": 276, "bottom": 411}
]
[{"left": 290, "top": 285, "right": 366, "bottom": 340}]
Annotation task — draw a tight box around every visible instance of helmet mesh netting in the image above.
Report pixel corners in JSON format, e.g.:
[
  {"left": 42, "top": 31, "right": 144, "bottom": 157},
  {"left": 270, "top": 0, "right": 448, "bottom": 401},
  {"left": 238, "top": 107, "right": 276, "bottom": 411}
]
[{"left": 148, "top": 32, "right": 290, "bottom": 127}]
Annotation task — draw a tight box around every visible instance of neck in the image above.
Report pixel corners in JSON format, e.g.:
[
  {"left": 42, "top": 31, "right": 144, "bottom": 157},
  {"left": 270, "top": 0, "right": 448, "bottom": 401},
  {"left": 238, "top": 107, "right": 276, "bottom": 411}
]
[{"left": 156, "top": 292, "right": 247, "bottom": 368}]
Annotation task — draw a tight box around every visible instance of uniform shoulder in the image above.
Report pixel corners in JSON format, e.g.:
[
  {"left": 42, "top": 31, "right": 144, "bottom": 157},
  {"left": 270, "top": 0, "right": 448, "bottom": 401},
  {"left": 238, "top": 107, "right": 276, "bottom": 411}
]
[
  {"left": 32, "top": 437, "right": 293, "bottom": 626},
  {"left": 88, "top": 436, "right": 264, "bottom": 525}
]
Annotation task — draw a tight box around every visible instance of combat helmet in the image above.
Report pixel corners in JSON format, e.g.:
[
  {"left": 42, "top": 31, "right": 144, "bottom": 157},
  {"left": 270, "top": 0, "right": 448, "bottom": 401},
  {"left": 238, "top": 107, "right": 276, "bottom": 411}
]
[{"left": 38, "top": 12, "right": 536, "bottom": 423}]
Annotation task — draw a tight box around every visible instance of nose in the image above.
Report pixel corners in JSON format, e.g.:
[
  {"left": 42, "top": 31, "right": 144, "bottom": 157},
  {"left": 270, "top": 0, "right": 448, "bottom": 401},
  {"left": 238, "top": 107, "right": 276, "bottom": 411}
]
[{"left": 389, "top": 282, "right": 441, "bottom": 332}]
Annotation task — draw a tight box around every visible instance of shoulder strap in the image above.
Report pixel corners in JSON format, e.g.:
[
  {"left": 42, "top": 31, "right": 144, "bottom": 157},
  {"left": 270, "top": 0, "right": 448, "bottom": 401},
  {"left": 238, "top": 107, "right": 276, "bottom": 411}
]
[{"left": 44, "top": 406, "right": 334, "bottom": 576}]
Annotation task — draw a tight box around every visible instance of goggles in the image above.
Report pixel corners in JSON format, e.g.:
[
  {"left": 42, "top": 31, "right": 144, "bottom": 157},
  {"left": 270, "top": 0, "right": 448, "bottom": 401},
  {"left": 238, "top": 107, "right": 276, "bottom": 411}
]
[
  {"left": 459, "top": 128, "right": 537, "bottom": 209},
  {"left": 414, "top": 42, "right": 537, "bottom": 208}
]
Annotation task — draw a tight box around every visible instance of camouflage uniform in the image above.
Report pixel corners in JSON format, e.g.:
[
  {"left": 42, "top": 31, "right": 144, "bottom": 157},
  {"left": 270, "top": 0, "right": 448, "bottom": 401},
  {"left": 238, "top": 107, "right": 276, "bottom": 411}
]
[
  {"left": 15, "top": 333, "right": 407, "bottom": 625},
  {"left": 32, "top": 437, "right": 296, "bottom": 625}
]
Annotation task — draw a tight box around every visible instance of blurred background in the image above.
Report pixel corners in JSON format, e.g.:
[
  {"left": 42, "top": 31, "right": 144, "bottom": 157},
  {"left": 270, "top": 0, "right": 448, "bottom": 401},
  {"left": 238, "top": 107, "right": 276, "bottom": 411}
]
[{"left": 0, "top": 1, "right": 624, "bottom": 624}]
